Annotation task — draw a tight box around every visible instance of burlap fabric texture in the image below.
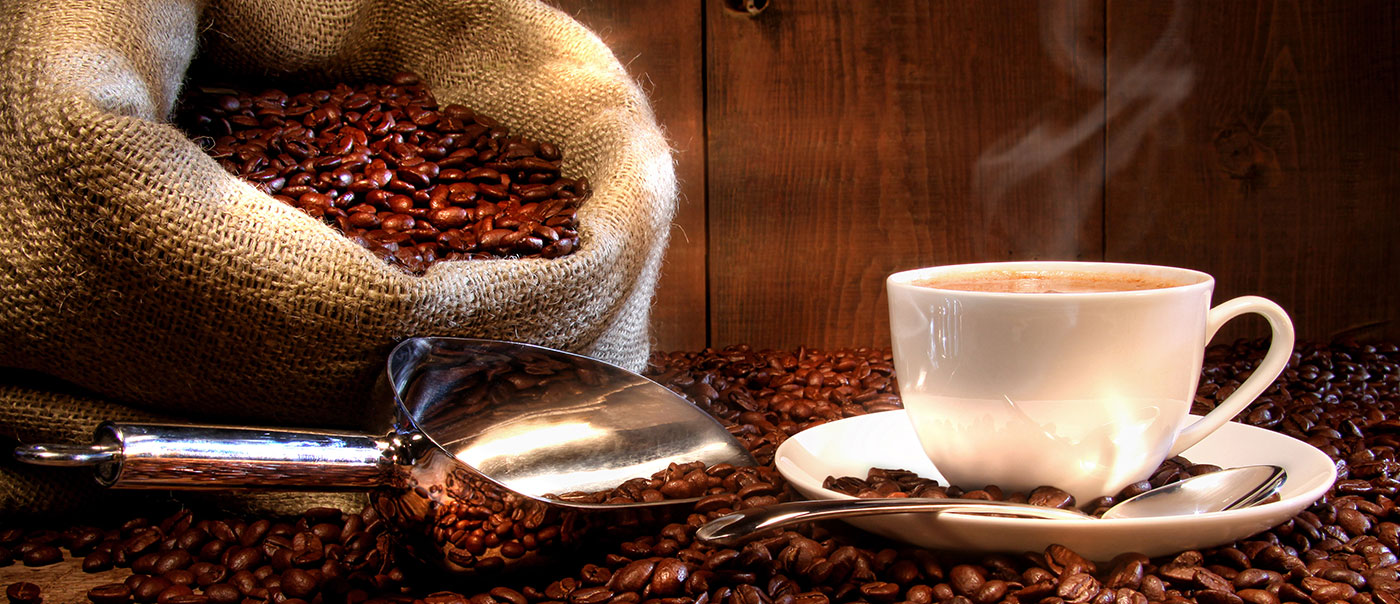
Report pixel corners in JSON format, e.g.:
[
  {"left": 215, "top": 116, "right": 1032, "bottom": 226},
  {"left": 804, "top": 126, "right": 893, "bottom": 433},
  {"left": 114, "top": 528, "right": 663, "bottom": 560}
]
[{"left": 0, "top": 0, "right": 678, "bottom": 512}]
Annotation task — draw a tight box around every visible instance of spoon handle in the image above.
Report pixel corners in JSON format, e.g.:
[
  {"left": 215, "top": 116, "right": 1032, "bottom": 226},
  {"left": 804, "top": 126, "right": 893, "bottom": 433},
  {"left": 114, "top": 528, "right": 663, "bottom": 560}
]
[{"left": 695, "top": 497, "right": 1087, "bottom": 546}]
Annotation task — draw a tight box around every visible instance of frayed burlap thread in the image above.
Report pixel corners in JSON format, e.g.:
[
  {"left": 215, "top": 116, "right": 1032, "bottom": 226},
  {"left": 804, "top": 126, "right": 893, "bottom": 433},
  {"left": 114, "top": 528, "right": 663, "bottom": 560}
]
[{"left": 0, "top": 0, "right": 677, "bottom": 511}]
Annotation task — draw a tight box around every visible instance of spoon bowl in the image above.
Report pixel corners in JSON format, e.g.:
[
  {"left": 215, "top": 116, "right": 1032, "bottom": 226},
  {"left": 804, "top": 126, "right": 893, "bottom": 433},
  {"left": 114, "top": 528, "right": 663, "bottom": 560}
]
[
  {"left": 1101, "top": 464, "right": 1285, "bottom": 519},
  {"left": 696, "top": 464, "right": 1286, "bottom": 546}
]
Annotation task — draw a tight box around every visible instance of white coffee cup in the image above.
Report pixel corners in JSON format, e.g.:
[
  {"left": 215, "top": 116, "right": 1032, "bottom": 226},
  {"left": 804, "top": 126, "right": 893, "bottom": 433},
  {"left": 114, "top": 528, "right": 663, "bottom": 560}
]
[{"left": 886, "top": 261, "right": 1294, "bottom": 505}]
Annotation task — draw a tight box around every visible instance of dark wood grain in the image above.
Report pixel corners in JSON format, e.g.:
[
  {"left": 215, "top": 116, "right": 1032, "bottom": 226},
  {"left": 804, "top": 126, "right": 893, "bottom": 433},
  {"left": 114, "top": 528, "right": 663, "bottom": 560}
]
[
  {"left": 1105, "top": 0, "right": 1400, "bottom": 343},
  {"left": 706, "top": 0, "right": 1106, "bottom": 348},
  {"left": 546, "top": 0, "right": 708, "bottom": 352},
  {"left": 546, "top": 0, "right": 1395, "bottom": 348},
  {"left": 0, "top": 558, "right": 127, "bottom": 603}
]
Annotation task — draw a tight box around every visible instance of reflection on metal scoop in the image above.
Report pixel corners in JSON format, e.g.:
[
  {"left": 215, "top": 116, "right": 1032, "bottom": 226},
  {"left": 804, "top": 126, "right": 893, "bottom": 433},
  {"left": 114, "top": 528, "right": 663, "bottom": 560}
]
[
  {"left": 697, "top": 464, "right": 1286, "bottom": 546},
  {"left": 16, "top": 337, "right": 757, "bottom": 574}
]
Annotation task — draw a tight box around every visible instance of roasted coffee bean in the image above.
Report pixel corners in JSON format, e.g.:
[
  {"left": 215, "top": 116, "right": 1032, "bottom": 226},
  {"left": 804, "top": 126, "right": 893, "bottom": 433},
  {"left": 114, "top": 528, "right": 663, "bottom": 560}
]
[
  {"left": 76, "top": 549, "right": 112, "bottom": 573},
  {"left": 132, "top": 575, "right": 172, "bottom": 603},
  {"left": 949, "top": 564, "right": 986, "bottom": 596},
  {"left": 153, "top": 584, "right": 193, "bottom": 604},
  {"left": 87, "top": 582, "right": 132, "bottom": 604},
  {"left": 1047, "top": 544, "right": 1097, "bottom": 576},
  {"left": 1195, "top": 589, "right": 1244, "bottom": 604},
  {"left": 164, "top": 570, "right": 195, "bottom": 587},
  {"left": 131, "top": 552, "right": 162, "bottom": 575},
  {"left": 1105, "top": 556, "right": 1145, "bottom": 589},
  {"left": 1238, "top": 588, "right": 1280, "bottom": 604},
  {"left": 1028, "top": 486, "right": 1076, "bottom": 509},
  {"left": 568, "top": 586, "right": 613, "bottom": 604},
  {"left": 280, "top": 568, "right": 317, "bottom": 599},
  {"left": 200, "top": 584, "right": 239, "bottom": 604},
  {"left": 1234, "top": 568, "right": 1282, "bottom": 590},
  {"left": 237, "top": 519, "right": 269, "bottom": 548},
  {"left": 68, "top": 528, "right": 104, "bottom": 554},
  {"left": 489, "top": 586, "right": 528, "bottom": 604},
  {"left": 224, "top": 546, "right": 261, "bottom": 572},
  {"left": 21, "top": 544, "right": 61, "bottom": 567},
  {"left": 154, "top": 550, "right": 192, "bottom": 574},
  {"left": 1057, "top": 573, "right": 1101, "bottom": 604},
  {"left": 649, "top": 558, "right": 689, "bottom": 596},
  {"left": 974, "top": 580, "right": 1010, "bottom": 604},
  {"left": 125, "top": 530, "right": 161, "bottom": 556},
  {"left": 5, "top": 582, "right": 39, "bottom": 604}
]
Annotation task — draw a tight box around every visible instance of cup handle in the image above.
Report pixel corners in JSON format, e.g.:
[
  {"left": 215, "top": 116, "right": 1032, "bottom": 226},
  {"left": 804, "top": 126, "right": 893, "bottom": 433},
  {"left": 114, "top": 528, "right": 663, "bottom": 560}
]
[{"left": 1168, "top": 296, "right": 1294, "bottom": 457}]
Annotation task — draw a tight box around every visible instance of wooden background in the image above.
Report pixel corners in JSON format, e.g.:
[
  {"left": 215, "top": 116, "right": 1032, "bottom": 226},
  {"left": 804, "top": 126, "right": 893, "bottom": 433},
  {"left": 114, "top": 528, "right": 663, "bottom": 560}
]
[{"left": 547, "top": 0, "right": 1398, "bottom": 352}]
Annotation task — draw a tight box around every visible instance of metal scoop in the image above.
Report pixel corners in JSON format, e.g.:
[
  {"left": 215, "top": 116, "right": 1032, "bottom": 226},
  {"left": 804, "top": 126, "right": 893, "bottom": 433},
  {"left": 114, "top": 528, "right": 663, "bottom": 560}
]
[
  {"left": 696, "top": 464, "right": 1286, "bottom": 545},
  {"left": 16, "top": 337, "right": 756, "bottom": 574}
]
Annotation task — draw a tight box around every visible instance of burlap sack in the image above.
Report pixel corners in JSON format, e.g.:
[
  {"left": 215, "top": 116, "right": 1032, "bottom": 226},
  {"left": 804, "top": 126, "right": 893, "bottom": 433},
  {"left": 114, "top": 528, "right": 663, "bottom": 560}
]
[{"left": 0, "top": 0, "right": 677, "bottom": 511}]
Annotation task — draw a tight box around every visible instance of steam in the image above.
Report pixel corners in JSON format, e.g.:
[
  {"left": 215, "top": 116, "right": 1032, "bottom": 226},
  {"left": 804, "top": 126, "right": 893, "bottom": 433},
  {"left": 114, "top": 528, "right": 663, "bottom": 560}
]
[{"left": 974, "top": 0, "right": 1194, "bottom": 255}]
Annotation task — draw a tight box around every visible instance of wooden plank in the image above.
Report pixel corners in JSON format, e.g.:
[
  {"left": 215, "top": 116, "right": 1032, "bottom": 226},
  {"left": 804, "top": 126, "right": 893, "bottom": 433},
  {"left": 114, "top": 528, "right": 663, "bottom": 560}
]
[
  {"left": 546, "top": 0, "right": 708, "bottom": 352},
  {"left": 706, "top": 0, "right": 1106, "bottom": 348},
  {"left": 1105, "top": 0, "right": 1400, "bottom": 343},
  {"left": 0, "top": 558, "right": 127, "bottom": 603}
]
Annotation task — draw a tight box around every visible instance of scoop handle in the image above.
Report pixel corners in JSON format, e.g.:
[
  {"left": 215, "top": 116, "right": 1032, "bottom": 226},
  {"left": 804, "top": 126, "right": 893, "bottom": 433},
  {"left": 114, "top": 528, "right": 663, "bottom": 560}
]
[{"left": 14, "top": 422, "right": 396, "bottom": 490}]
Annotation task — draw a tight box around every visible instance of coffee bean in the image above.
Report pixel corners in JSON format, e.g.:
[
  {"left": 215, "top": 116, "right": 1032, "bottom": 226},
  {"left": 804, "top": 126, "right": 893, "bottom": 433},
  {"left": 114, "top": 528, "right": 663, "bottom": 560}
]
[
  {"left": 87, "top": 582, "right": 132, "bottom": 604},
  {"left": 568, "top": 586, "right": 613, "bottom": 604},
  {"left": 1057, "top": 573, "right": 1101, "bottom": 604},
  {"left": 72, "top": 549, "right": 110, "bottom": 573},
  {"left": 224, "top": 547, "right": 261, "bottom": 572},
  {"left": 949, "top": 565, "right": 985, "bottom": 596},
  {"left": 154, "top": 584, "right": 193, "bottom": 604},
  {"left": 1234, "top": 568, "right": 1282, "bottom": 590},
  {"left": 125, "top": 530, "right": 161, "bottom": 556},
  {"left": 1238, "top": 588, "right": 1280, "bottom": 604},
  {"left": 1196, "top": 589, "right": 1244, "bottom": 604},
  {"left": 650, "top": 558, "right": 689, "bottom": 596},
  {"left": 199, "top": 584, "right": 238, "bottom": 604},
  {"left": 154, "top": 550, "right": 192, "bottom": 574},
  {"left": 21, "top": 544, "right": 61, "bottom": 567},
  {"left": 164, "top": 570, "right": 195, "bottom": 587},
  {"left": 5, "top": 582, "right": 39, "bottom": 604},
  {"left": 1028, "top": 486, "right": 1076, "bottom": 509},
  {"left": 1105, "top": 556, "right": 1145, "bottom": 590},
  {"left": 972, "top": 580, "right": 1008, "bottom": 604},
  {"left": 1192, "top": 567, "right": 1235, "bottom": 592},
  {"left": 132, "top": 575, "right": 171, "bottom": 602},
  {"left": 67, "top": 528, "right": 104, "bottom": 555},
  {"left": 1046, "top": 544, "right": 1096, "bottom": 576}
]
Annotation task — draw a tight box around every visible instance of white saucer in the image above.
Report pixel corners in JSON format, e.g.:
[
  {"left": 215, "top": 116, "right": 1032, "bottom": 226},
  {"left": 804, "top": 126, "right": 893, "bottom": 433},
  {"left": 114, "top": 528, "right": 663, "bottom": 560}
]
[{"left": 775, "top": 410, "right": 1336, "bottom": 560}]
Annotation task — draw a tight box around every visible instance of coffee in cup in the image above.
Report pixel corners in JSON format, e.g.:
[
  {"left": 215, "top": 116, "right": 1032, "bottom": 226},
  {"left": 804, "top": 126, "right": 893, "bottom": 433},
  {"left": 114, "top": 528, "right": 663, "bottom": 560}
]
[{"left": 886, "top": 261, "right": 1294, "bottom": 504}]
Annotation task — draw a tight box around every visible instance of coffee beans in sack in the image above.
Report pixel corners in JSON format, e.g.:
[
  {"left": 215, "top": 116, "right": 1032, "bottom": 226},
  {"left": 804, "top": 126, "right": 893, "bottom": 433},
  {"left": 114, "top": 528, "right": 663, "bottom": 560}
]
[{"left": 0, "top": 0, "right": 677, "bottom": 512}]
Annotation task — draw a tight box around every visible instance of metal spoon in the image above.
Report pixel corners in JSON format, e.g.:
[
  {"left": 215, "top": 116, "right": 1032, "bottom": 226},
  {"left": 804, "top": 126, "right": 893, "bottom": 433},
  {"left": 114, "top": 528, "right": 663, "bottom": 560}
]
[
  {"left": 696, "top": 464, "right": 1286, "bottom": 546},
  {"left": 16, "top": 337, "right": 758, "bottom": 574}
]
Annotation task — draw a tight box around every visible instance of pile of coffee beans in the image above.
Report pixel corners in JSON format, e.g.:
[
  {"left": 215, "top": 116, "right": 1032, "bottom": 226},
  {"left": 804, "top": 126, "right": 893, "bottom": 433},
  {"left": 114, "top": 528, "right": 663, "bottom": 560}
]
[
  {"left": 0, "top": 505, "right": 399, "bottom": 603},
  {"left": 823, "top": 459, "right": 1226, "bottom": 516},
  {"left": 178, "top": 72, "right": 587, "bottom": 274},
  {"left": 4, "top": 339, "right": 1399, "bottom": 604},
  {"left": 552, "top": 460, "right": 785, "bottom": 506}
]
